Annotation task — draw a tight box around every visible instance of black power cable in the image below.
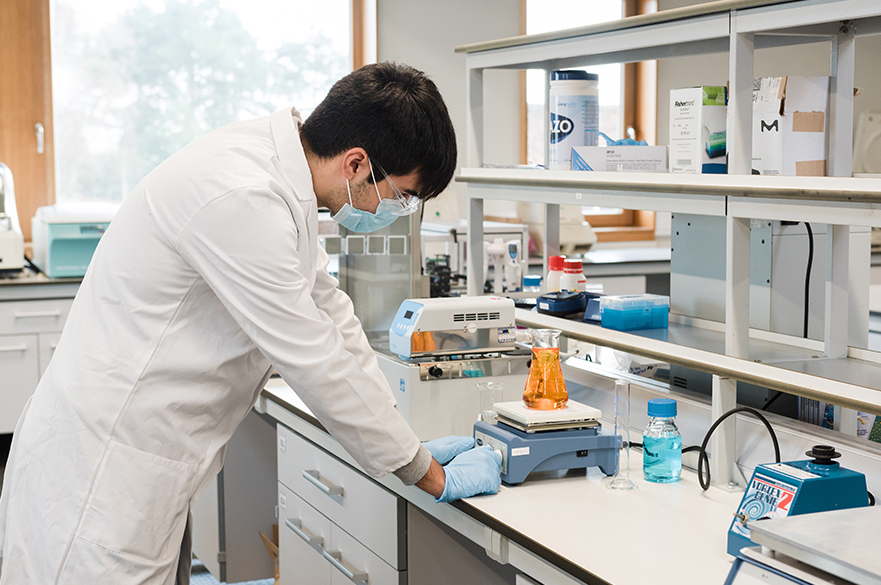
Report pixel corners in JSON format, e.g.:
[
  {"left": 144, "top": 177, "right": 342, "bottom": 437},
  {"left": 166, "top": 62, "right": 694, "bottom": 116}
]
[
  {"left": 761, "top": 390, "right": 784, "bottom": 412},
  {"left": 803, "top": 222, "right": 814, "bottom": 339},
  {"left": 698, "top": 407, "right": 781, "bottom": 491}
]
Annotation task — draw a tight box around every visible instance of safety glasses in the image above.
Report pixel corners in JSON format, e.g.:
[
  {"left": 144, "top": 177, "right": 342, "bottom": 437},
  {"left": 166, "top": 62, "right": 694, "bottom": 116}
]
[{"left": 369, "top": 161, "right": 421, "bottom": 217}]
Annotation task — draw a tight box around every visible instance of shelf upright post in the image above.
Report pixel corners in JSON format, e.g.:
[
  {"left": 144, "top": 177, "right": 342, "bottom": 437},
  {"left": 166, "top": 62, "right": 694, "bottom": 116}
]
[
  {"left": 715, "top": 216, "right": 751, "bottom": 489},
  {"left": 829, "top": 24, "right": 855, "bottom": 178},
  {"left": 465, "top": 58, "right": 486, "bottom": 296},
  {"left": 542, "top": 68, "right": 561, "bottom": 278},
  {"left": 713, "top": 12, "right": 755, "bottom": 489},
  {"left": 727, "top": 13, "right": 754, "bottom": 176},
  {"left": 827, "top": 24, "right": 857, "bottom": 435},
  {"left": 465, "top": 62, "right": 485, "bottom": 168},
  {"left": 468, "top": 195, "right": 485, "bottom": 297}
]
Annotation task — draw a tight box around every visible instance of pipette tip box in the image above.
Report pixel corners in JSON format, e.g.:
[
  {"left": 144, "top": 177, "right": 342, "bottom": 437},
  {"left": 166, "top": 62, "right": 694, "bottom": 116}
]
[{"left": 600, "top": 294, "right": 669, "bottom": 331}]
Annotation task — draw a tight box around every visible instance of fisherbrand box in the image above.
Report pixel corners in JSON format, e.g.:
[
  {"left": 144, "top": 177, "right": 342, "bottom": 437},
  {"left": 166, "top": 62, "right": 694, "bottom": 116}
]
[
  {"left": 669, "top": 86, "right": 728, "bottom": 174},
  {"left": 752, "top": 76, "right": 829, "bottom": 176}
]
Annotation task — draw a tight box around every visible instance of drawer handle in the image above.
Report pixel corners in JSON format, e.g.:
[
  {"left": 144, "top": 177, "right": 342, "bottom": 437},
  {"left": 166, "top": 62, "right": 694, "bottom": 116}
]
[
  {"left": 322, "top": 549, "right": 369, "bottom": 584},
  {"left": 284, "top": 518, "right": 324, "bottom": 548},
  {"left": 303, "top": 469, "right": 344, "bottom": 496},
  {"left": 14, "top": 310, "right": 63, "bottom": 319},
  {"left": 0, "top": 345, "right": 28, "bottom": 353}
]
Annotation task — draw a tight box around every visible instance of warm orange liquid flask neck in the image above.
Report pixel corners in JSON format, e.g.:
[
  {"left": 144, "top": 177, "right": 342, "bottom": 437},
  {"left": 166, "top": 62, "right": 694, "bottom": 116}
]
[{"left": 523, "top": 340, "right": 568, "bottom": 409}]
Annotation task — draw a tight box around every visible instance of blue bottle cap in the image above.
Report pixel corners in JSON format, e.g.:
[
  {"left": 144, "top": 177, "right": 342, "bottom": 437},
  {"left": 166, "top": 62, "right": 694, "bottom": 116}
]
[
  {"left": 524, "top": 275, "right": 542, "bottom": 286},
  {"left": 551, "top": 70, "right": 599, "bottom": 81},
  {"left": 648, "top": 398, "right": 677, "bottom": 418}
]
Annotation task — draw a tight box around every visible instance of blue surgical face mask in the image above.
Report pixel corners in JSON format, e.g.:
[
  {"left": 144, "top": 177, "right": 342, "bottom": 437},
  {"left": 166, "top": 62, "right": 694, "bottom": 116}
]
[{"left": 331, "top": 168, "right": 400, "bottom": 233}]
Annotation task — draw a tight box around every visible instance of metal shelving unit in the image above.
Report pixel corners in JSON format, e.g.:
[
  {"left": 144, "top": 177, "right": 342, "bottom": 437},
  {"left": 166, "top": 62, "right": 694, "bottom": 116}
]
[{"left": 456, "top": 0, "right": 881, "bottom": 487}]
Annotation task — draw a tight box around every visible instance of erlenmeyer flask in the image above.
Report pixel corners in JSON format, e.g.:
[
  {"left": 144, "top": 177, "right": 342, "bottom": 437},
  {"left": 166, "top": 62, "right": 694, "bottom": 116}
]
[{"left": 523, "top": 329, "right": 568, "bottom": 409}]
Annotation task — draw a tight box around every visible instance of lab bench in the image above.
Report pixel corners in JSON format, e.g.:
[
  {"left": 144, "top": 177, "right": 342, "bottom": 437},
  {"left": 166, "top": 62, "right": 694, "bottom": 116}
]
[
  {"left": 260, "top": 378, "right": 743, "bottom": 585},
  {"left": 0, "top": 272, "right": 80, "bottom": 434}
]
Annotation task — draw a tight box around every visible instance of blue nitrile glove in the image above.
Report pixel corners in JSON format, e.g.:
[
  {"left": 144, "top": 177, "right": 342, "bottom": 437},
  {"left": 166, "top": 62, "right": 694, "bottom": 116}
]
[
  {"left": 436, "top": 445, "right": 502, "bottom": 503},
  {"left": 422, "top": 436, "right": 475, "bottom": 465},
  {"left": 598, "top": 131, "right": 648, "bottom": 147}
]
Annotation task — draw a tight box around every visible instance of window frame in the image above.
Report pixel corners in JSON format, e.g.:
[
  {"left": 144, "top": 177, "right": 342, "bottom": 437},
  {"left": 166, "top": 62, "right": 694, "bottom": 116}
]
[
  {"left": 520, "top": 0, "right": 659, "bottom": 244},
  {"left": 9, "top": 0, "right": 366, "bottom": 241}
]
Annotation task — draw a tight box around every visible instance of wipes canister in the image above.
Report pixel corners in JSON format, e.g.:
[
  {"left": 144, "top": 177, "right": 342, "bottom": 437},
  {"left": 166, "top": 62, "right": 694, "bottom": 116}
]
[{"left": 549, "top": 70, "right": 599, "bottom": 170}]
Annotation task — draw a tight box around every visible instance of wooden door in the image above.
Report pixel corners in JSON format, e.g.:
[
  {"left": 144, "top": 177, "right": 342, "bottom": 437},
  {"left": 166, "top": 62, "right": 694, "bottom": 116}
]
[{"left": 0, "top": 0, "right": 55, "bottom": 242}]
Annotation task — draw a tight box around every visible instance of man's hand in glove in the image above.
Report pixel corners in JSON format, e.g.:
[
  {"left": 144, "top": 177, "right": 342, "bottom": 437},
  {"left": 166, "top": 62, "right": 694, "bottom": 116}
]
[
  {"left": 435, "top": 446, "right": 502, "bottom": 503},
  {"left": 422, "top": 436, "right": 475, "bottom": 465}
]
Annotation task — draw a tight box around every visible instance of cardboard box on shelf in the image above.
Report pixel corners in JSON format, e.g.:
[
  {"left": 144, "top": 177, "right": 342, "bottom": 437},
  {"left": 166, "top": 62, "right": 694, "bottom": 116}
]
[
  {"left": 571, "top": 145, "right": 668, "bottom": 172},
  {"left": 752, "top": 76, "right": 830, "bottom": 176},
  {"left": 669, "top": 86, "right": 728, "bottom": 174}
]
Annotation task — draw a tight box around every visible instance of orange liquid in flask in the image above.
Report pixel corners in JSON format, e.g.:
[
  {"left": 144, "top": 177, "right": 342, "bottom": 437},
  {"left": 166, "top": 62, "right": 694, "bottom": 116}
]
[{"left": 523, "top": 346, "right": 568, "bottom": 409}]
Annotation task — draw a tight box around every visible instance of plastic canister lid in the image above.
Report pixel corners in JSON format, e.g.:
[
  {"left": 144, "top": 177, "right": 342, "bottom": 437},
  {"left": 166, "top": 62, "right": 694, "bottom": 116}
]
[
  {"left": 648, "top": 398, "right": 677, "bottom": 418},
  {"left": 563, "top": 259, "right": 583, "bottom": 273},
  {"left": 549, "top": 255, "right": 566, "bottom": 271},
  {"left": 523, "top": 275, "right": 542, "bottom": 286},
  {"left": 551, "top": 70, "right": 599, "bottom": 82}
]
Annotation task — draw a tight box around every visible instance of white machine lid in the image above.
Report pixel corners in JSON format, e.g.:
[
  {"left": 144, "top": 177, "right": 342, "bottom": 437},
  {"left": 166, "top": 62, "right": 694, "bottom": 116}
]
[
  {"left": 494, "top": 400, "right": 601, "bottom": 425},
  {"left": 35, "top": 201, "right": 120, "bottom": 223}
]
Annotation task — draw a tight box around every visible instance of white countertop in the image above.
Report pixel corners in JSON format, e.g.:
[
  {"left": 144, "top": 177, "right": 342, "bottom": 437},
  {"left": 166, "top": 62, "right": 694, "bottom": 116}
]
[{"left": 261, "top": 378, "right": 742, "bottom": 585}]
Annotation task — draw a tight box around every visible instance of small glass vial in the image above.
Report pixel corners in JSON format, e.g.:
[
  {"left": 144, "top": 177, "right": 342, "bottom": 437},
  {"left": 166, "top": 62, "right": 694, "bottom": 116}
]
[
  {"left": 643, "top": 398, "right": 682, "bottom": 483},
  {"left": 523, "top": 275, "right": 542, "bottom": 293}
]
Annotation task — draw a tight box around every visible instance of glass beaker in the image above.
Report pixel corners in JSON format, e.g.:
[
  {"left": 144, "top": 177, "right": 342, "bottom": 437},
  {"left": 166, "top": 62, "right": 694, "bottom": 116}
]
[
  {"left": 523, "top": 329, "right": 568, "bottom": 409},
  {"left": 476, "top": 382, "right": 504, "bottom": 424}
]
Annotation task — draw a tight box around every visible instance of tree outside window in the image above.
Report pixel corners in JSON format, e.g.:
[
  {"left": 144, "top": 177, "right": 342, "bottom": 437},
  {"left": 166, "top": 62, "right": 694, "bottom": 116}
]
[{"left": 51, "top": 0, "right": 350, "bottom": 202}]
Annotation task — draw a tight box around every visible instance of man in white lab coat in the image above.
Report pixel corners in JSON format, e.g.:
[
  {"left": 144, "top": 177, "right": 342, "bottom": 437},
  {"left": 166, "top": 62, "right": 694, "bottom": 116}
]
[{"left": 0, "top": 62, "right": 501, "bottom": 584}]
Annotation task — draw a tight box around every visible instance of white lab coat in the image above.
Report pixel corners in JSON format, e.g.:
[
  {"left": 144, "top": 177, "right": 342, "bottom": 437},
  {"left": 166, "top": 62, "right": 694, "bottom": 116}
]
[{"left": 0, "top": 108, "right": 421, "bottom": 584}]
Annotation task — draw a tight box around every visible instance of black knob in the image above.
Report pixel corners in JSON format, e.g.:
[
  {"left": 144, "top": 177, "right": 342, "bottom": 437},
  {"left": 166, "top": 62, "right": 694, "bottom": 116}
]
[
  {"left": 427, "top": 365, "right": 444, "bottom": 379},
  {"left": 806, "top": 444, "right": 841, "bottom": 465}
]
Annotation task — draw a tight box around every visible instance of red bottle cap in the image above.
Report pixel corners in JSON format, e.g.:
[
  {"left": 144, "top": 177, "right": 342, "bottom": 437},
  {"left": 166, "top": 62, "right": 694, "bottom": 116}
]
[
  {"left": 563, "top": 259, "right": 583, "bottom": 273},
  {"left": 549, "top": 255, "right": 566, "bottom": 271}
]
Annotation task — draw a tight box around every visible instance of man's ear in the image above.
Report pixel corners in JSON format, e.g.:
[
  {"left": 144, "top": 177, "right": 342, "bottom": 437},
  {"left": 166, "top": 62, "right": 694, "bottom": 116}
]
[{"left": 340, "top": 148, "right": 369, "bottom": 181}]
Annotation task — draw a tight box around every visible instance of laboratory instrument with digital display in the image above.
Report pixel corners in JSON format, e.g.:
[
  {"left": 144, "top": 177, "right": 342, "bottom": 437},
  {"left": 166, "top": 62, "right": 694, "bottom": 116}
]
[
  {"left": 376, "top": 297, "right": 531, "bottom": 440},
  {"left": 474, "top": 400, "right": 619, "bottom": 485}
]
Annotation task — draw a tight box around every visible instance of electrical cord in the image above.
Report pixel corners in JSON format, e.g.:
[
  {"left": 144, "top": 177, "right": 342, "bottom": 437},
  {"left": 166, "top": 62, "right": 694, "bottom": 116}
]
[
  {"left": 803, "top": 222, "right": 814, "bottom": 339},
  {"left": 24, "top": 256, "right": 42, "bottom": 274},
  {"left": 698, "top": 407, "right": 781, "bottom": 491},
  {"left": 761, "top": 390, "right": 784, "bottom": 412}
]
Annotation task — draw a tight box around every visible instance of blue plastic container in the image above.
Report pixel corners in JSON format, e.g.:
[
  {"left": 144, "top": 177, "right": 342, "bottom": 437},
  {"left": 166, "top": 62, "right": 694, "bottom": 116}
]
[{"left": 600, "top": 294, "right": 669, "bottom": 331}]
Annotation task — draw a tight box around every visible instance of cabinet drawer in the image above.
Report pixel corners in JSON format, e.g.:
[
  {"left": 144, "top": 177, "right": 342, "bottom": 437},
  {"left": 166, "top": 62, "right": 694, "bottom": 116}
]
[
  {"left": 278, "top": 483, "right": 332, "bottom": 585},
  {"left": 278, "top": 483, "right": 404, "bottom": 585},
  {"left": 330, "top": 519, "right": 404, "bottom": 585},
  {"left": 277, "top": 425, "right": 406, "bottom": 569},
  {"left": 0, "top": 299, "right": 73, "bottom": 335},
  {"left": 0, "top": 334, "right": 39, "bottom": 433}
]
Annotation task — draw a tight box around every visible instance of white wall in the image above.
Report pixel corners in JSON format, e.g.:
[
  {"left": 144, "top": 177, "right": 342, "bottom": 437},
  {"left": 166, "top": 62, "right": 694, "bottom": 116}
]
[{"left": 378, "top": 0, "right": 521, "bottom": 222}]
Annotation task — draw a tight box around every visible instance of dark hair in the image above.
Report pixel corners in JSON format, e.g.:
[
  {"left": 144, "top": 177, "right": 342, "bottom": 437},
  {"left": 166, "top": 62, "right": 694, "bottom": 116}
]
[{"left": 301, "top": 62, "right": 456, "bottom": 201}]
